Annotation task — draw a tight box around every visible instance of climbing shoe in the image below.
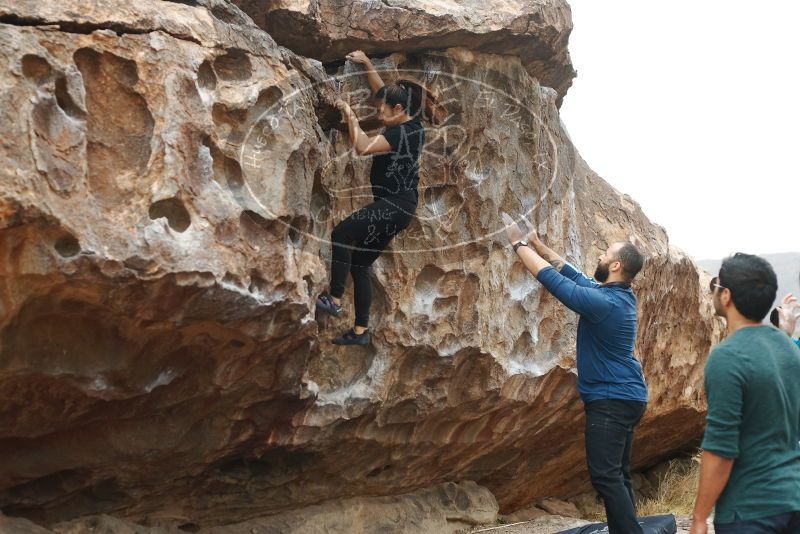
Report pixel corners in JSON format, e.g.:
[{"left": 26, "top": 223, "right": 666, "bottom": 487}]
[
  {"left": 332, "top": 329, "right": 371, "bottom": 346},
  {"left": 316, "top": 293, "right": 342, "bottom": 317}
]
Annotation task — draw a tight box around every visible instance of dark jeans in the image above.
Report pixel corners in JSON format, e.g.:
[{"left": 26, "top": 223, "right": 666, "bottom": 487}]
[
  {"left": 329, "top": 196, "right": 415, "bottom": 327},
  {"left": 715, "top": 511, "right": 800, "bottom": 533},
  {"left": 584, "top": 398, "right": 647, "bottom": 534}
]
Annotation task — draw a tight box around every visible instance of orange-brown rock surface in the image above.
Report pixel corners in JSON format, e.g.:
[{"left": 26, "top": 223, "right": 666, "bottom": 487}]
[
  {"left": 230, "top": 0, "right": 576, "bottom": 105},
  {"left": 0, "top": 0, "right": 720, "bottom": 530}
]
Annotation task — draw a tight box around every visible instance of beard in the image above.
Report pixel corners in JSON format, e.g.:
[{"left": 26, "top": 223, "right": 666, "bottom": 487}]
[
  {"left": 594, "top": 261, "right": 610, "bottom": 283},
  {"left": 712, "top": 294, "right": 725, "bottom": 317}
]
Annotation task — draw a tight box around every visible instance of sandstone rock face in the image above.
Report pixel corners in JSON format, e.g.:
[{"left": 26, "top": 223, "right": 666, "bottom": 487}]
[
  {"left": 0, "top": 0, "right": 720, "bottom": 529},
  {"left": 0, "top": 0, "right": 331, "bottom": 525},
  {"left": 231, "top": 0, "right": 576, "bottom": 105}
]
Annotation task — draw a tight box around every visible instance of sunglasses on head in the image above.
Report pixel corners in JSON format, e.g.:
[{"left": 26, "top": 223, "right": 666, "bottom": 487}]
[{"left": 709, "top": 276, "right": 726, "bottom": 294}]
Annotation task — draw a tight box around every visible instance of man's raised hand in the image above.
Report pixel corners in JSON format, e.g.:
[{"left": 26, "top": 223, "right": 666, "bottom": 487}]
[
  {"left": 521, "top": 217, "right": 566, "bottom": 271},
  {"left": 522, "top": 217, "right": 543, "bottom": 247},
  {"left": 501, "top": 212, "right": 524, "bottom": 244}
]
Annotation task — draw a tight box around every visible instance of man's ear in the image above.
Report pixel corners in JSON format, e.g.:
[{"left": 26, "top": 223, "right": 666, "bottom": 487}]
[{"left": 611, "top": 259, "right": 622, "bottom": 273}]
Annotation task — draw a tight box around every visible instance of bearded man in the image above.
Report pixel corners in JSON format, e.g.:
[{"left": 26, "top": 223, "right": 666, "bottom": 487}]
[{"left": 503, "top": 213, "right": 648, "bottom": 534}]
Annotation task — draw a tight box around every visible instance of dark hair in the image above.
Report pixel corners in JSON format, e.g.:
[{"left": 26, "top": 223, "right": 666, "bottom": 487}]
[
  {"left": 718, "top": 253, "right": 778, "bottom": 322},
  {"left": 374, "top": 78, "right": 445, "bottom": 126},
  {"left": 614, "top": 242, "right": 645, "bottom": 281},
  {"left": 769, "top": 307, "right": 780, "bottom": 327}
]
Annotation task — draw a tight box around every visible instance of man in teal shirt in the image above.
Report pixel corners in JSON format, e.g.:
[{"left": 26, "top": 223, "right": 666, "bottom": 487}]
[{"left": 690, "top": 254, "right": 800, "bottom": 534}]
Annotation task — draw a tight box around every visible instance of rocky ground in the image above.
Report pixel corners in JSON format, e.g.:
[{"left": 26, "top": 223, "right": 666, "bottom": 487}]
[{"left": 463, "top": 515, "right": 714, "bottom": 533}]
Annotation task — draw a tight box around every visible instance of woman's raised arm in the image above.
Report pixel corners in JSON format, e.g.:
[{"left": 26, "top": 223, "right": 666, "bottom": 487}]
[{"left": 345, "top": 50, "right": 385, "bottom": 95}]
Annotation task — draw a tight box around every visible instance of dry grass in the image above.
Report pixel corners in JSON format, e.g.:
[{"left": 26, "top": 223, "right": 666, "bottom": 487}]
[{"left": 636, "top": 453, "right": 701, "bottom": 517}]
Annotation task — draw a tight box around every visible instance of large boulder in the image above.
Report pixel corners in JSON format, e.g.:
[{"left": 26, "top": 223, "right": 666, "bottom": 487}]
[{"left": 0, "top": 0, "right": 720, "bottom": 528}]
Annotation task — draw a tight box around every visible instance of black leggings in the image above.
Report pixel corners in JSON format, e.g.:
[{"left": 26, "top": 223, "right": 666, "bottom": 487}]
[{"left": 329, "top": 196, "right": 416, "bottom": 327}]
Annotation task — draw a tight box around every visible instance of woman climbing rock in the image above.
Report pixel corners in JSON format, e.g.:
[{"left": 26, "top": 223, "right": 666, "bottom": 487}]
[{"left": 315, "top": 50, "right": 441, "bottom": 345}]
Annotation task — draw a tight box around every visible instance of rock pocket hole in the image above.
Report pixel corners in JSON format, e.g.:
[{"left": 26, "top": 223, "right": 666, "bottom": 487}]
[
  {"left": 208, "top": 139, "right": 244, "bottom": 199},
  {"left": 224, "top": 158, "right": 244, "bottom": 192},
  {"left": 21, "top": 54, "right": 52, "bottom": 85},
  {"left": 213, "top": 49, "right": 252, "bottom": 81},
  {"left": 249, "top": 269, "right": 268, "bottom": 294},
  {"left": 54, "top": 234, "right": 80, "bottom": 257},
  {"left": 178, "top": 524, "right": 200, "bottom": 533},
  {"left": 197, "top": 60, "right": 217, "bottom": 90},
  {"left": 314, "top": 99, "right": 343, "bottom": 131},
  {"left": 254, "top": 86, "right": 284, "bottom": 113},
  {"left": 310, "top": 170, "right": 330, "bottom": 235},
  {"left": 367, "top": 464, "right": 393, "bottom": 477},
  {"left": 303, "top": 274, "right": 314, "bottom": 298},
  {"left": 288, "top": 227, "right": 301, "bottom": 245},
  {"left": 239, "top": 210, "right": 280, "bottom": 245},
  {"left": 55, "top": 76, "right": 85, "bottom": 119},
  {"left": 149, "top": 198, "right": 191, "bottom": 232},
  {"left": 288, "top": 216, "right": 308, "bottom": 246},
  {"left": 74, "top": 48, "right": 154, "bottom": 207},
  {"left": 211, "top": 102, "right": 247, "bottom": 145}
]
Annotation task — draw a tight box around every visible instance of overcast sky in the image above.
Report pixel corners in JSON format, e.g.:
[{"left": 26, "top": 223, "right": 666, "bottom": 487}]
[{"left": 559, "top": 1, "right": 799, "bottom": 261}]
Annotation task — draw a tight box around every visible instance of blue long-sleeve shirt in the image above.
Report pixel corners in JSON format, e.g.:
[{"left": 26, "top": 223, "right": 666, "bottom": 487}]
[{"left": 536, "top": 263, "right": 649, "bottom": 403}]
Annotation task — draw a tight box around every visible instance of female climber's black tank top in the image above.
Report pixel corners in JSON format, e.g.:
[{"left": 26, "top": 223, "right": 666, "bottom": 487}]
[{"left": 369, "top": 117, "right": 425, "bottom": 204}]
